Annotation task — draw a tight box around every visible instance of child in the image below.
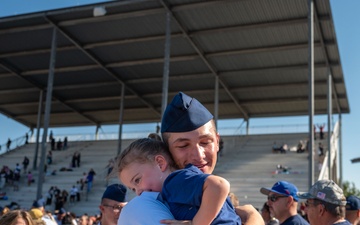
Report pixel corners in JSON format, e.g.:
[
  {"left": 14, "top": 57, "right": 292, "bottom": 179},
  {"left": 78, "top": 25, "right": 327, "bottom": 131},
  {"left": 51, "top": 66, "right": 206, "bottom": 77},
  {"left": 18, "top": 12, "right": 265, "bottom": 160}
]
[{"left": 117, "top": 138, "right": 241, "bottom": 225}]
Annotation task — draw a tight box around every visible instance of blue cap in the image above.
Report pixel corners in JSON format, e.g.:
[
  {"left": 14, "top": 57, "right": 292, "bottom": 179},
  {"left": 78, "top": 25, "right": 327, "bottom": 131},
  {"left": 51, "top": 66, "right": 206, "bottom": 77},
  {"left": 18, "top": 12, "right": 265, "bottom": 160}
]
[
  {"left": 102, "top": 184, "right": 127, "bottom": 202},
  {"left": 260, "top": 181, "right": 299, "bottom": 202},
  {"left": 161, "top": 92, "right": 213, "bottom": 133},
  {"left": 346, "top": 195, "right": 360, "bottom": 210}
]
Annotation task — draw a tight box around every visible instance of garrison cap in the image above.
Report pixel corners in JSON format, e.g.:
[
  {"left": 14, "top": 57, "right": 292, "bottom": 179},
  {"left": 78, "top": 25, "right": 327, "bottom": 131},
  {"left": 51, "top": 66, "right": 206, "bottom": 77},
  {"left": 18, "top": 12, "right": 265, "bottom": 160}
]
[{"left": 161, "top": 92, "right": 213, "bottom": 133}]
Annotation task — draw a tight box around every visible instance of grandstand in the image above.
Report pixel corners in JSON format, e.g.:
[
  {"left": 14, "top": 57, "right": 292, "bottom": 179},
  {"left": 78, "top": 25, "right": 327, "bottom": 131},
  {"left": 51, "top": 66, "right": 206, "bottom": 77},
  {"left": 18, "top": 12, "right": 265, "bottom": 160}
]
[{"left": 0, "top": 132, "right": 328, "bottom": 215}]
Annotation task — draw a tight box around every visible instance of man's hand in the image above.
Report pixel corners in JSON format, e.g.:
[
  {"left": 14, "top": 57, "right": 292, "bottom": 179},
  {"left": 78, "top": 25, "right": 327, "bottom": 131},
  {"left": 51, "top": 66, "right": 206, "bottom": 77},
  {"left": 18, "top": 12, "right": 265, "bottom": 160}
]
[{"left": 235, "top": 204, "right": 264, "bottom": 225}]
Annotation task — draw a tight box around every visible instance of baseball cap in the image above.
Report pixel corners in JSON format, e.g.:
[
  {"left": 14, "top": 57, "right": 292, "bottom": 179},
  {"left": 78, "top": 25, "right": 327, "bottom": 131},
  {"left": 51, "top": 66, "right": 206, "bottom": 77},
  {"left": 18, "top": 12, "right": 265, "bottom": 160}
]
[
  {"left": 260, "top": 181, "right": 299, "bottom": 202},
  {"left": 297, "top": 179, "right": 347, "bottom": 205},
  {"left": 346, "top": 195, "right": 360, "bottom": 210},
  {"left": 102, "top": 184, "right": 127, "bottom": 202},
  {"left": 29, "top": 208, "right": 43, "bottom": 220},
  {"left": 161, "top": 92, "right": 213, "bottom": 133}
]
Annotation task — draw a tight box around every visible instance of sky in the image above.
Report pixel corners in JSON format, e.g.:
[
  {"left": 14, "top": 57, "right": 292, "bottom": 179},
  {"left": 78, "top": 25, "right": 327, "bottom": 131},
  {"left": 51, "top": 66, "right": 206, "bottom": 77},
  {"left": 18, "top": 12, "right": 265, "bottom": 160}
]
[{"left": 0, "top": 0, "right": 359, "bottom": 189}]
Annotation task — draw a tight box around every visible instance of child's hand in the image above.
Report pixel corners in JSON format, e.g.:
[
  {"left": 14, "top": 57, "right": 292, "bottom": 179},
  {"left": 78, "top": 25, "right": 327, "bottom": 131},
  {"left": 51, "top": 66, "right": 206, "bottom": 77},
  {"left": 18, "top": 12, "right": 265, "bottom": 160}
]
[{"left": 160, "top": 219, "right": 192, "bottom": 225}]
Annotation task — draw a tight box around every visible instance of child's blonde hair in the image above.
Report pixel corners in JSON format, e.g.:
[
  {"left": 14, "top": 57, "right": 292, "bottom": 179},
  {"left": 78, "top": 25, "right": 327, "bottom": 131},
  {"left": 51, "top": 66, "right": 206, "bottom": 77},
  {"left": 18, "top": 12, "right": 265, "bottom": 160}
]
[{"left": 116, "top": 138, "right": 178, "bottom": 174}]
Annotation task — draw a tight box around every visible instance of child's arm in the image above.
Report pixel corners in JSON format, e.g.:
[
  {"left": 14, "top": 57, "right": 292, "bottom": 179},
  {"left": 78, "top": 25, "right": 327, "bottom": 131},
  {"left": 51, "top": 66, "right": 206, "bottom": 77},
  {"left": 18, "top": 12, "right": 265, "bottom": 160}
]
[{"left": 192, "top": 175, "right": 230, "bottom": 225}]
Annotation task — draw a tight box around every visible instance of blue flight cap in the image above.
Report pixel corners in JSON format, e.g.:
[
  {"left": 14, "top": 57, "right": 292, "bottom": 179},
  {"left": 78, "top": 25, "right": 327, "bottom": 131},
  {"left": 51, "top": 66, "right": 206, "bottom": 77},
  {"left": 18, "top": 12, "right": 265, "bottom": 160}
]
[
  {"left": 161, "top": 92, "right": 213, "bottom": 133},
  {"left": 102, "top": 184, "right": 127, "bottom": 202}
]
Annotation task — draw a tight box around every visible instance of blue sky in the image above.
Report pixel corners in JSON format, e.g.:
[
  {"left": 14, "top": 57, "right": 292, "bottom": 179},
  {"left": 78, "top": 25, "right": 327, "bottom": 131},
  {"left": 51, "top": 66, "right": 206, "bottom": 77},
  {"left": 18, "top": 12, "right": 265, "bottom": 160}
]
[{"left": 0, "top": 0, "right": 359, "bottom": 189}]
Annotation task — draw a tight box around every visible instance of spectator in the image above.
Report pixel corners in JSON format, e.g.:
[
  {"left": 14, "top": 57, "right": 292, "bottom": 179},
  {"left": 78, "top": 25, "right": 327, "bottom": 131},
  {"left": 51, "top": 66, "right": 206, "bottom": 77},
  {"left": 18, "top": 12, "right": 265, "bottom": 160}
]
[
  {"left": 317, "top": 123, "right": 326, "bottom": 140},
  {"left": 47, "top": 151, "right": 53, "bottom": 165},
  {"left": 261, "top": 202, "right": 279, "bottom": 225},
  {"left": 25, "top": 133, "right": 29, "bottom": 144},
  {"left": 318, "top": 143, "right": 324, "bottom": 156},
  {"left": 49, "top": 131, "right": 53, "bottom": 142},
  {"left": 46, "top": 187, "right": 54, "bottom": 206},
  {"left": 51, "top": 138, "right": 55, "bottom": 151},
  {"left": 297, "top": 141, "right": 305, "bottom": 153},
  {"left": 99, "top": 184, "right": 127, "bottom": 225},
  {"left": 272, "top": 142, "right": 281, "bottom": 153},
  {"left": 86, "top": 168, "right": 96, "bottom": 193},
  {"left": 79, "top": 214, "right": 88, "bottom": 225},
  {"left": 0, "top": 210, "right": 36, "bottom": 225},
  {"left": 6, "top": 138, "right": 11, "bottom": 151},
  {"left": 345, "top": 195, "right": 360, "bottom": 225},
  {"left": 63, "top": 137, "right": 68, "bottom": 150},
  {"left": 27, "top": 171, "right": 33, "bottom": 186},
  {"left": 56, "top": 139, "right": 63, "bottom": 151},
  {"left": 54, "top": 208, "right": 66, "bottom": 225},
  {"left": 69, "top": 185, "right": 78, "bottom": 204},
  {"left": 117, "top": 138, "right": 241, "bottom": 224},
  {"left": 23, "top": 156, "right": 30, "bottom": 174},
  {"left": 297, "top": 179, "right": 349, "bottom": 225},
  {"left": 29, "top": 206, "right": 57, "bottom": 225},
  {"left": 260, "top": 181, "right": 309, "bottom": 225}
]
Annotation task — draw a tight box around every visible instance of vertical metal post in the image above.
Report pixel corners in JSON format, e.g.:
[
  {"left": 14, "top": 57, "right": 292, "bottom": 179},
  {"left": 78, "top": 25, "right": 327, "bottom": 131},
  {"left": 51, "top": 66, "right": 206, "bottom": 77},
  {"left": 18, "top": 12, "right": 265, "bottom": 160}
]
[
  {"left": 37, "top": 27, "right": 57, "bottom": 200},
  {"left": 95, "top": 125, "right": 100, "bottom": 140},
  {"left": 214, "top": 76, "right": 219, "bottom": 129},
  {"left": 161, "top": 11, "right": 171, "bottom": 119},
  {"left": 33, "top": 90, "right": 43, "bottom": 170},
  {"left": 308, "top": 0, "right": 315, "bottom": 188},
  {"left": 327, "top": 72, "right": 332, "bottom": 179},
  {"left": 246, "top": 119, "right": 249, "bottom": 135},
  {"left": 339, "top": 113, "right": 343, "bottom": 186},
  {"left": 117, "top": 83, "right": 125, "bottom": 155}
]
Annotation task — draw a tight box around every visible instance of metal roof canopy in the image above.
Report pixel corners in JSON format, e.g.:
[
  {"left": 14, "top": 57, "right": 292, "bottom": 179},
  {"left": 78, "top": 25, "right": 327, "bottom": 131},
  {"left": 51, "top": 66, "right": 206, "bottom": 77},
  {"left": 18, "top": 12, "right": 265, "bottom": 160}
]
[{"left": 0, "top": 0, "right": 350, "bottom": 129}]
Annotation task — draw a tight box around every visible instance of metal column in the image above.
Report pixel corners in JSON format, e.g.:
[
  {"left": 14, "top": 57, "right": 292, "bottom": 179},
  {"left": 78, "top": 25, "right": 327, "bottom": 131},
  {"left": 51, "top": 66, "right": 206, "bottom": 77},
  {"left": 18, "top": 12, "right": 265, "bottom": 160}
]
[
  {"left": 327, "top": 72, "right": 332, "bottom": 179},
  {"left": 339, "top": 113, "right": 343, "bottom": 186},
  {"left": 214, "top": 76, "right": 219, "bottom": 129},
  {"left": 37, "top": 27, "right": 57, "bottom": 200},
  {"left": 117, "top": 83, "right": 125, "bottom": 155},
  {"left": 161, "top": 11, "right": 171, "bottom": 118},
  {"left": 308, "top": 0, "right": 315, "bottom": 188},
  {"left": 33, "top": 90, "right": 43, "bottom": 170}
]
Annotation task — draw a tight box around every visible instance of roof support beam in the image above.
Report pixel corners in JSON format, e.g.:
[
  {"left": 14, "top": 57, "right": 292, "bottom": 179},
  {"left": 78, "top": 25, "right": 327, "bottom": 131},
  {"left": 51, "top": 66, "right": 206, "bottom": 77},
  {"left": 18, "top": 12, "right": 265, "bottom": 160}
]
[
  {"left": 45, "top": 16, "right": 161, "bottom": 117},
  {"left": 0, "top": 59, "right": 99, "bottom": 126},
  {"left": 314, "top": 3, "right": 342, "bottom": 114}
]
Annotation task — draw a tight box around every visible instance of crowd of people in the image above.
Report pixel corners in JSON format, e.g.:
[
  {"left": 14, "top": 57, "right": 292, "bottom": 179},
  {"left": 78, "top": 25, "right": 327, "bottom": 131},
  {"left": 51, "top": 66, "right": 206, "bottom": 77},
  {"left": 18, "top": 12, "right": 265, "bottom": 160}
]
[{"left": 1, "top": 92, "right": 359, "bottom": 225}]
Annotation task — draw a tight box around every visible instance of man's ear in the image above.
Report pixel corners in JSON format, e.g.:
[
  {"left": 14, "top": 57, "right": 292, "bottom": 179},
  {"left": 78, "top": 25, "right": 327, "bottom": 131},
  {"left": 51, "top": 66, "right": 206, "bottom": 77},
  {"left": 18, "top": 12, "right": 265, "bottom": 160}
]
[{"left": 154, "top": 155, "right": 168, "bottom": 172}]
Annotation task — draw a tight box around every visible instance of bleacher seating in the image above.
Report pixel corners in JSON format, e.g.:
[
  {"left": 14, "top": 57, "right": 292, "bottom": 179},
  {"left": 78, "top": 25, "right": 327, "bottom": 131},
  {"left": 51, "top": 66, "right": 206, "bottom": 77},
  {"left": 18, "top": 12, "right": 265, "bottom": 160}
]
[{"left": 0, "top": 133, "right": 321, "bottom": 215}]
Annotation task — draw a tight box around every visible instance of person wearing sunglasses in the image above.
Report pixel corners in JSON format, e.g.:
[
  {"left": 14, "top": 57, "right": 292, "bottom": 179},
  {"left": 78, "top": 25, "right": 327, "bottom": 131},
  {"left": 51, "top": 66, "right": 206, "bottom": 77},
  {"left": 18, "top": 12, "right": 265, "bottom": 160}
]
[
  {"left": 297, "top": 180, "right": 350, "bottom": 225},
  {"left": 260, "top": 181, "right": 309, "bottom": 225},
  {"left": 99, "top": 184, "right": 127, "bottom": 225}
]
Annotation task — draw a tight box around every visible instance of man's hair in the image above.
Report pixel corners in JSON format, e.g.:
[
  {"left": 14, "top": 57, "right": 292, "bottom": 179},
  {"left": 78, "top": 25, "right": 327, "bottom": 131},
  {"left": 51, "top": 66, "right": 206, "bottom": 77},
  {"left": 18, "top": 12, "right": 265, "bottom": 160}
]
[
  {"left": 317, "top": 200, "right": 346, "bottom": 218},
  {"left": 161, "top": 119, "right": 217, "bottom": 146},
  {"left": 116, "top": 138, "right": 178, "bottom": 174}
]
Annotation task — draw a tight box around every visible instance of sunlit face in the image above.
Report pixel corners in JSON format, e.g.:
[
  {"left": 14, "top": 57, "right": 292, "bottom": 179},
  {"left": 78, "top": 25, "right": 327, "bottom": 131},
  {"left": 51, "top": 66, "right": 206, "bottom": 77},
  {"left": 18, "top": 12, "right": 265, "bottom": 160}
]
[
  {"left": 166, "top": 121, "right": 220, "bottom": 174},
  {"left": 267, "top": 192, "right": 289, "bottom": 219},
  {"left": 304, "top": 199, "right": 321, "bottom": 224},
  {"left": 99, "top": 199, "right": 127, "bottom": 225},
  {"left": 119, "top": 161, "right": 164, "bottom": 196}
]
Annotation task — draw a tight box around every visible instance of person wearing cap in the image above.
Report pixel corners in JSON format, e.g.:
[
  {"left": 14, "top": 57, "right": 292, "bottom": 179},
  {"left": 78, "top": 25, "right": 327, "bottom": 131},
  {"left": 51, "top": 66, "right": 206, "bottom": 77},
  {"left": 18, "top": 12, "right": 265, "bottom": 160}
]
[
  {"left": 31, "top": 200, "right": 57, "bottom": 225},
  {"left": 29, "top": 208, "right": 46, "bottom": 225},
  {"left": 54, "top": 208, "right": 66, "bottom": 225},
  {"left": 297, "top": 179, "right": 350, "bottom": 225},
  {"left": 160, "top": 91, "right": 263, "bottom": 225},
  {"left": 345, "top": 195, "right": 360, "bottom": 225},
  {"left": 260, "top": 181, "right": 309, "bottom": 225},
  {"left": 117, "top": 138, "right": 241, "bottom": 225},
  {"left": 99, "top": 184, "right": 127, "bottom": 225}
]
